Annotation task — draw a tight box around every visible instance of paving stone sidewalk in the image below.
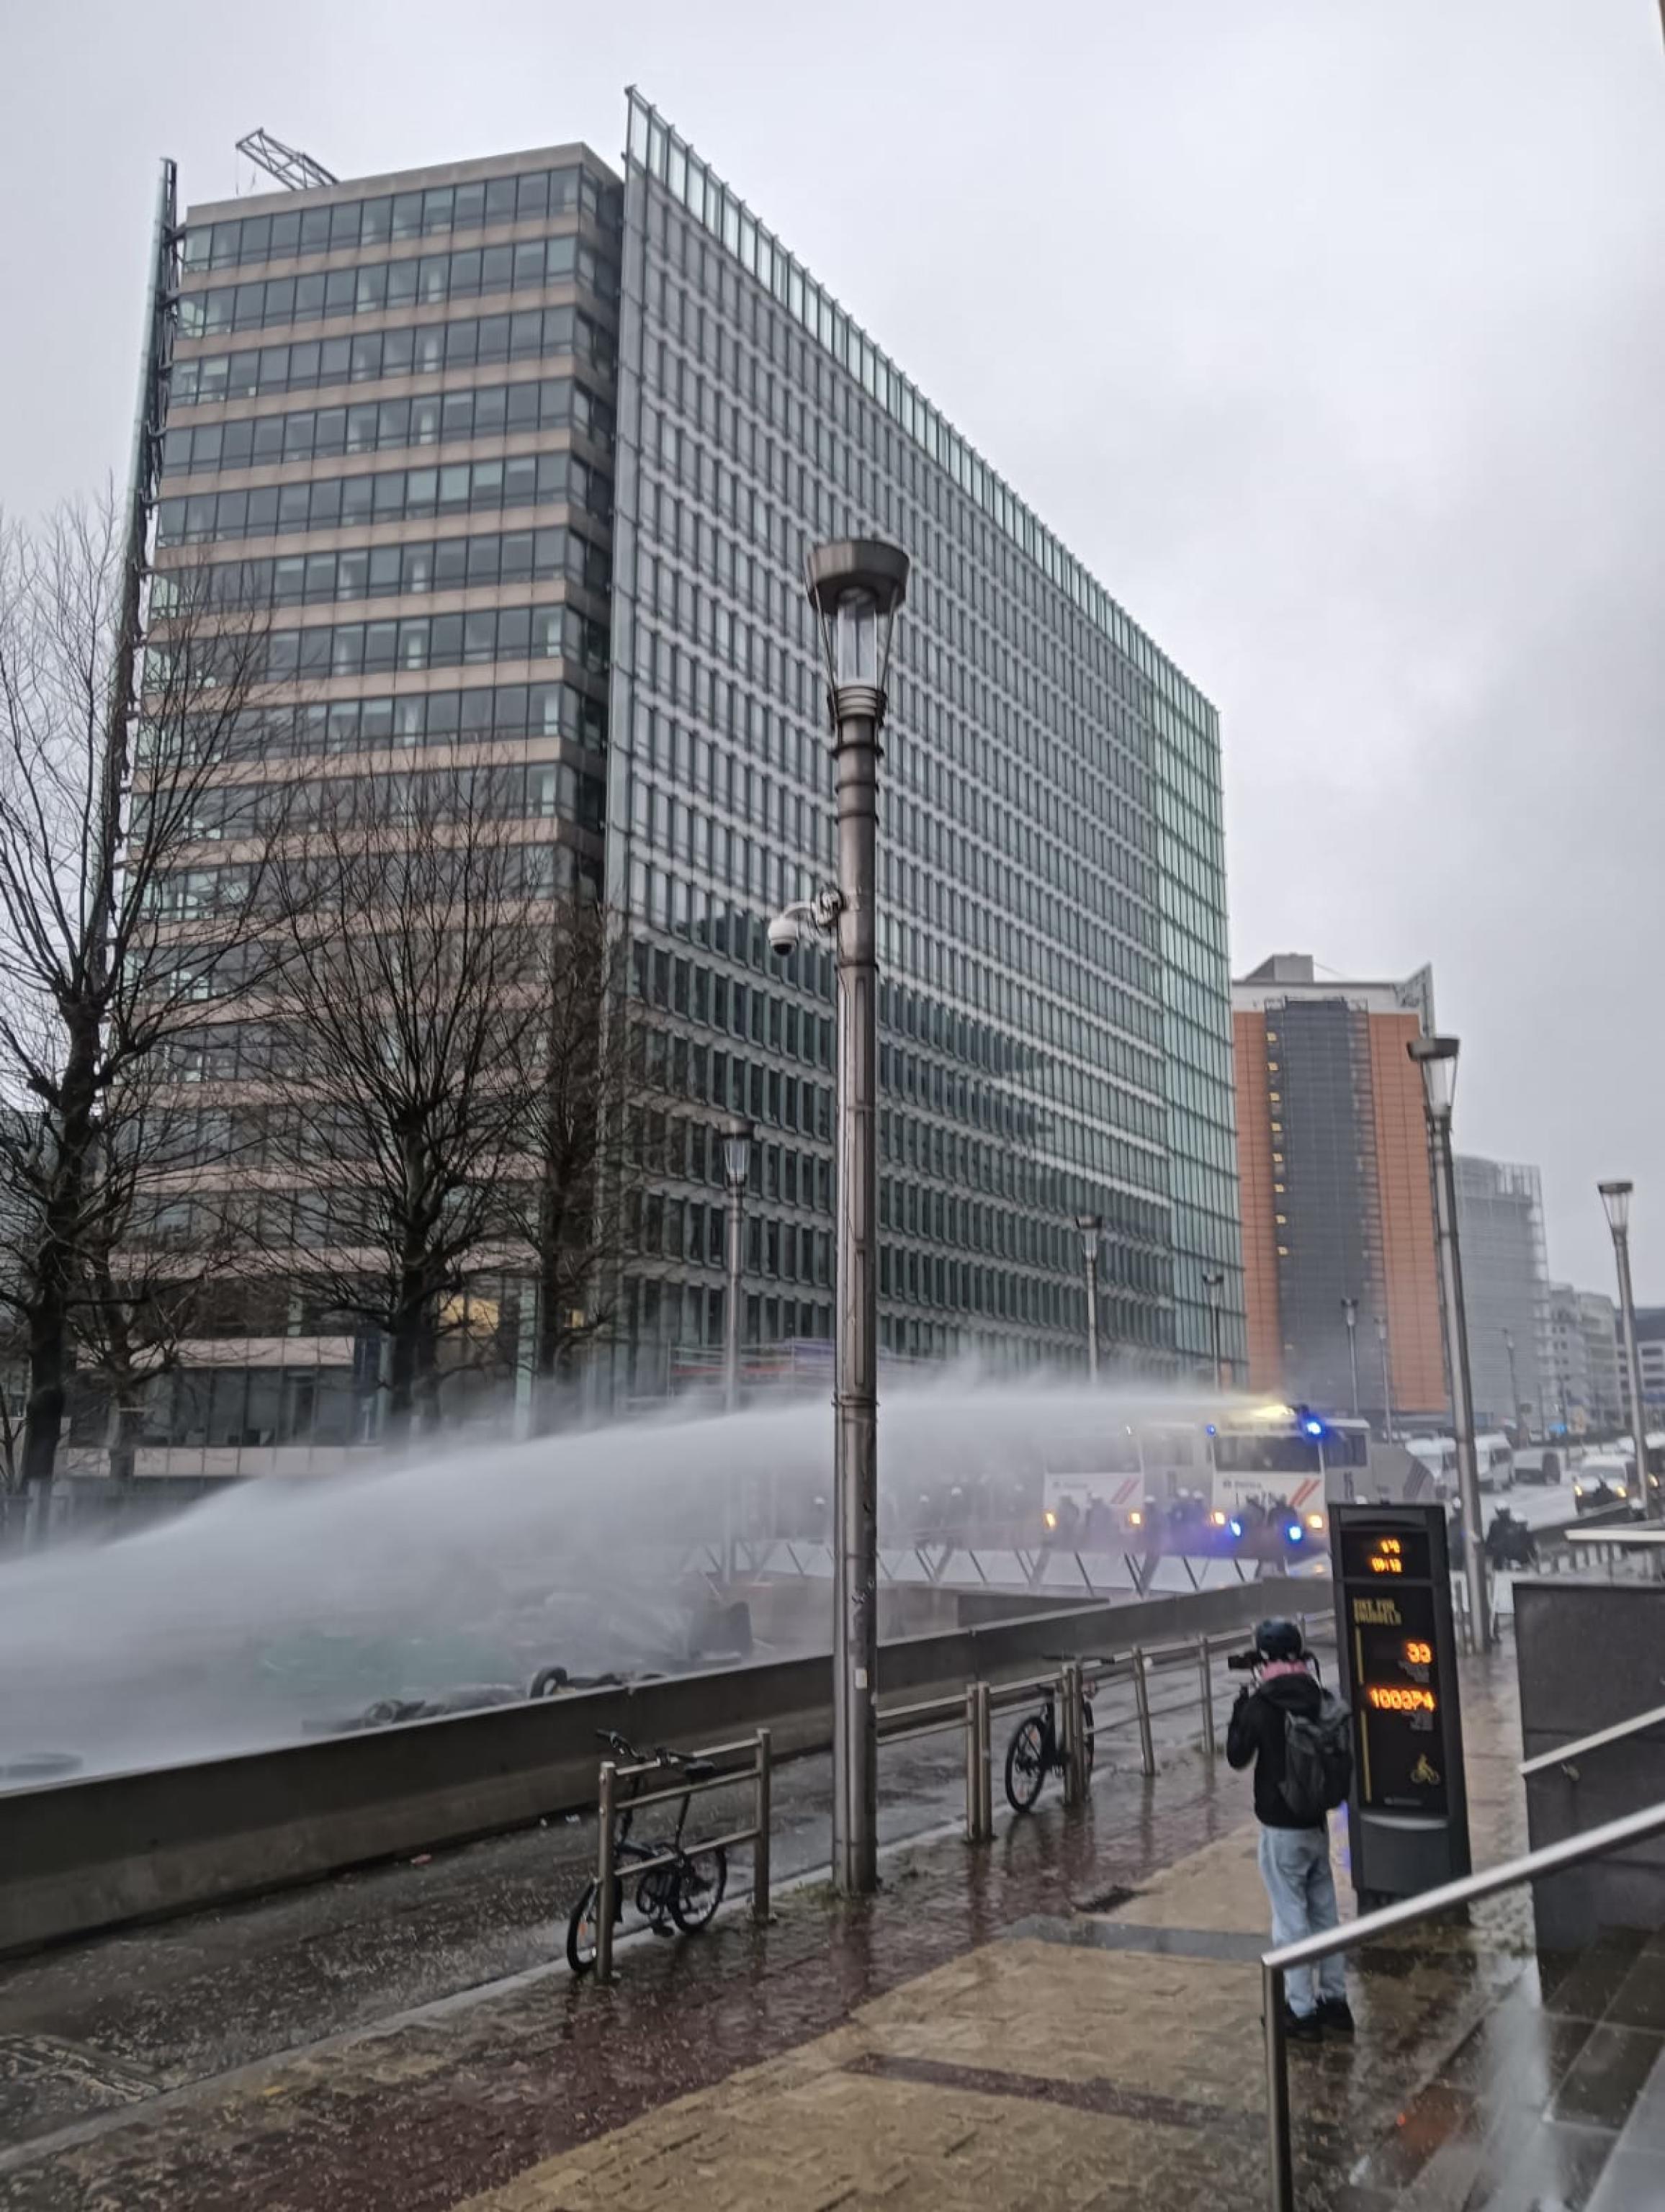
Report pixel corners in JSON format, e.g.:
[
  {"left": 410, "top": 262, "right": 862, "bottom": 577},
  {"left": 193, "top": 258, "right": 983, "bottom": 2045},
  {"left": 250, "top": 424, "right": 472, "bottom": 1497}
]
[{"left": 0, "top": 1654, "right": 1538, "bottom": 2212}]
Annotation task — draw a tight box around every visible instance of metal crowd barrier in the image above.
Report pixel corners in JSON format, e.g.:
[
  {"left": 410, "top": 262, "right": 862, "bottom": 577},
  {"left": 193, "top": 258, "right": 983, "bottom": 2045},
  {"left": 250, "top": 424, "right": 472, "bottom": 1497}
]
[{"left": 592, "top": 1729, "right": 772, "bottom": 1983}]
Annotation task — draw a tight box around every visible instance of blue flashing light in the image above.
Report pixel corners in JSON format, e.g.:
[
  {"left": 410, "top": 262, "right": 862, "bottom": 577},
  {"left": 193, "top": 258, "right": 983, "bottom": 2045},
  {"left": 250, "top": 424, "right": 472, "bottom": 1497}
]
[
  {"left": 1228, "top": 1516, "right": 1244, "bottom": 1539},
  {"left": 1287, "top": 1524, "right": 1304, "bottom": 1543},
  {"left": 1302, "top": 1418, "right": 1324, "bottom": 1438},
  {"left": 1205, "top": 1423, "right": 1217, "bottom": 1437}
]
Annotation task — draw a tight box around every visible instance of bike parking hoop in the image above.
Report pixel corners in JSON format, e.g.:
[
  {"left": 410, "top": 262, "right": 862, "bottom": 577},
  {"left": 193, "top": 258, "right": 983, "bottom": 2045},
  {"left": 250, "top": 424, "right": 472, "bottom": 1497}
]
[{"left": 591, "top": 1726, "right": 773, "bottom": 1984}]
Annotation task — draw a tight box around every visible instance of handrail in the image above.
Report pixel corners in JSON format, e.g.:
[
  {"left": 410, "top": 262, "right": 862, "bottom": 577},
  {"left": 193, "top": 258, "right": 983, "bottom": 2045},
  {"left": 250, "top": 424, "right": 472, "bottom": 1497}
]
[
  {"left": 1520, "top": 1699, "right": 1665, "bottom": 1777},
  {"left": 1263, "top": 1794, "right": 1665, "bottom": 2208},
  {"left": 1566, "top": 1525, "right": 1665, "bottom": 1546}
]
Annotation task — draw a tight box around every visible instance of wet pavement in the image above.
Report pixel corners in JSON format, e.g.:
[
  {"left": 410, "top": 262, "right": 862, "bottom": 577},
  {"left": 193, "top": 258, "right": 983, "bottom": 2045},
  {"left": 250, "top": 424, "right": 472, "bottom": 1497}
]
[{"left": 1, "top": 1647, "right": 1661, "bottom": 2208}]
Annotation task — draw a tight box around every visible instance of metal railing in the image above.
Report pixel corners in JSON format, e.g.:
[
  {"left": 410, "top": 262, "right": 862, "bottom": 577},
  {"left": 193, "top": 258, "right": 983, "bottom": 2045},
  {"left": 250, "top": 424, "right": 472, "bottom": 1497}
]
[
  {"left": 582, "top": 1620, "right": 1337, "bottom": 1977},
  {"left": 1521, "top": 1698, "right": 1665, "bottom": 1779},
  {"left": 1262, "top": 1796, "right": 1665, "bottom": 2210},
  {"left": 593, "top": 1730, "right": 771, "bottom": 1982},
  {"left": 1558, "top": 1524, "right": 1665, "bottom": 1583},
  {"left": 957, "top": 1621, "right": 1336, "bottom": 1841}
]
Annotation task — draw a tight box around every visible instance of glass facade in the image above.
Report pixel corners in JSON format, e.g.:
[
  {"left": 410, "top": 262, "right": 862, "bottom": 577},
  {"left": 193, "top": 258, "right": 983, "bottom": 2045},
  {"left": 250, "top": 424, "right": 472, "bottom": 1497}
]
[
  {"left": 605, "top": 92, "right": 1241, "bottom": 1393},
  {"left": 145, "top": 105, "right": 1242, "bottom": 1453},
  {"left": 145, "top": 145, "right": 623, "bottom": 1455},
  {"left": 1453, "top": 1156, "right": 1551, "bottom": 1431}
]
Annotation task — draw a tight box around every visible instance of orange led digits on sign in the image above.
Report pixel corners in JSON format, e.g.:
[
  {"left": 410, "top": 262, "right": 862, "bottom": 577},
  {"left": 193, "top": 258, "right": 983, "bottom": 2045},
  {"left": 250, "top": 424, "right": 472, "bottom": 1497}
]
[
  {"left": 1365, "top": 1685, "right": 1437, "bottom": 1714},
  {"left": 1404, "top": 1640, "right": 1432, "bottom": 1665},
  {"left": 1368, "top": 1552, "right": 1404, "bottom": 1575}
]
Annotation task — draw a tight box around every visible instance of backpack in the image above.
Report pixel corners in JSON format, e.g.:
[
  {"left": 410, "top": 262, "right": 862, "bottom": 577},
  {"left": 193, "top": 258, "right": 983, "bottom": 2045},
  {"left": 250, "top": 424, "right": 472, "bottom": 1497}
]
[{"left": 1279, "top": 1691, "right": 1353, "bottom": 1822}]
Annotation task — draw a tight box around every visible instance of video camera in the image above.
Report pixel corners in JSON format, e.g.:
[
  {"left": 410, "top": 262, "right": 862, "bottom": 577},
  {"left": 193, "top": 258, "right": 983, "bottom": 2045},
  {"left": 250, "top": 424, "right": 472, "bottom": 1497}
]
[{"left": 1225, "top": 1617, "right": 1308, "bottom": 1676}]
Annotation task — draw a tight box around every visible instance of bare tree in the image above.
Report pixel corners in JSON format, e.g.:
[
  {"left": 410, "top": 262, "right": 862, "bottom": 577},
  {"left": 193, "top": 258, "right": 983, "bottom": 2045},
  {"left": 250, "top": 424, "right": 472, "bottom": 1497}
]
[
  {"left": 503, "top": 895, "right": 641, "bottom": 1435},
  {"left": 70, "top": 1055, "right": 258, "bottom": 1483},
  {"left": 0, "top": 496, "right": 277, "bottom": 1492},
  {"left": 256, "top": 747, "right": 554, "bottom": 1447}
]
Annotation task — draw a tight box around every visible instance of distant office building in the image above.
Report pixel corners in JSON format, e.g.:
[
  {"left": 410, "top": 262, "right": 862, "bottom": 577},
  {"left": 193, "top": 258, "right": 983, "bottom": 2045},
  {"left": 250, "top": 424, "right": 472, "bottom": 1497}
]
[
  {"left": 1233, "top": 954, "right": 1445, "bottom": 1424},
  {"left": 1452, "top": 1156, "right": 1550, "bottom": 1432},
  {"left": 1618, "top": 1305, "right": 1665, "bottom": 1431},
  {"left": 1579, "top": 1288, "right": 1623, "bottom": 1432},
  {"left": 1546, "top": 1281, "right": 1592, "bottom": 1432}
]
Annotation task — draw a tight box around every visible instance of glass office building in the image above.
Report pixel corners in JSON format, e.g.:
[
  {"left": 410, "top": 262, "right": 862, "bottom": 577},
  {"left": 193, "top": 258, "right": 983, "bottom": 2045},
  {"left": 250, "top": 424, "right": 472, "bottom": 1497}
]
[
  {"left": 1453, "top": 1156, "right": 1551, "bottom": 1433},
  {"left": 142, "top": 97, "right": 1240, "bottom": 1460},
  {"left": 606, "top": 93, "right": 1241, "bottom": 1395}
]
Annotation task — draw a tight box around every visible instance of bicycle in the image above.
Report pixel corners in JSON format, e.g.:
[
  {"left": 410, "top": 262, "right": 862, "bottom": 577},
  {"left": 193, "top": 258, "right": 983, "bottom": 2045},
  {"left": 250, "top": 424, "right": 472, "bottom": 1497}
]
[
  {"left": 565, "top": 1730, "right": 729, "bottom": 1974},
  {"left": 1004, "top": 1684, "right": 1097, "bottom": 1812}
]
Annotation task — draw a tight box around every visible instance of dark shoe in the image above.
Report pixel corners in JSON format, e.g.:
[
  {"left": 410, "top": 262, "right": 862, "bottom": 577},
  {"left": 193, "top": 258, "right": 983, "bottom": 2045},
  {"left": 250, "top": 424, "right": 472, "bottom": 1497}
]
[
  {"left": 1284, "top": 2005, "right": 1321, "bottom": 2043},
  {"left": 1318, "top": 1997, "right": 1355, "bottom": 2036}
]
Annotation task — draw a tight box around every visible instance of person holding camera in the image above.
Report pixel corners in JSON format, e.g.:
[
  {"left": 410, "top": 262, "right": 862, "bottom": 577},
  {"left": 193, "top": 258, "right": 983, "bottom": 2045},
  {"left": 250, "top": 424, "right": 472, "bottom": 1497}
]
[{"left": 1226, "top": 1619, "right": 1355, "bottom": 2041}]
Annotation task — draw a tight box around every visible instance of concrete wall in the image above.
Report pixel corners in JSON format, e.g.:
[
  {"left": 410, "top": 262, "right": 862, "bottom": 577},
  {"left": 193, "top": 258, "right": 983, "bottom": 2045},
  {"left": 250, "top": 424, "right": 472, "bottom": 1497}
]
[
  {"left": 0, "top": 1576, "right": 1298, "bottom": 1959},
  {"left": 1516, "top": 1578, "right": 1665, "bottom": 1948}
]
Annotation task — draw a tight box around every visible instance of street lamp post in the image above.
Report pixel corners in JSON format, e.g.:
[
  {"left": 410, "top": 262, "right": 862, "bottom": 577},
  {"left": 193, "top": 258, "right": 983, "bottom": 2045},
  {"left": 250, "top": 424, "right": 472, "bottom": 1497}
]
[
  {"left": 1502, "top": 1328, "right": 1526, "bottom": 1444},
  {"left": 1077, "top": 1215, "right": 1103, "bottom": 1382},
  {"left": 1599, "top": 1180, "right": 1659, "bottom": 1521},
  {"left": 1341, "top": 1296, "right": 1360, "bottom": 1419},
  {"left": 719, "top": 1114, "right": 754, "bottom": 1579},
  {"left": 1375, "top": 1310, "right": 1394, "bottom": 1442},
  {"left": 806, "top": 537, "right": 909, "bottom": 1897},
  {"left": 721, "top": 1115, "right": 754, "bottom": 1416},
  {"left": 1203, "top": 1269, "right": 1225, "bottom": 1390},
  {"left": 1409, "top": 1035, "right": 1491, "bottom": 1649}
]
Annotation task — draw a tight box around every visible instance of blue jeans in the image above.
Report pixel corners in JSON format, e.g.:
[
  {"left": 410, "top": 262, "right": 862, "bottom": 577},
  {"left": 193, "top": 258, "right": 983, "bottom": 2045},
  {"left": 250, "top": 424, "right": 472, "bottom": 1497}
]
[{"left": 1258, "top": 1823, "right": 1346, "bottom": 2016}]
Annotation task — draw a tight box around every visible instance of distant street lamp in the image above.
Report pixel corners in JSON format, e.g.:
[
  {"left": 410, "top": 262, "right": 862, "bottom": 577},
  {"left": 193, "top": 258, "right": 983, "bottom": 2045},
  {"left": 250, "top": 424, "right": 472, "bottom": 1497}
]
[
  {"left": 1203, "top": 1269, "right": 1225, "bottom": 1390},
  {"left": 1599, "top": 1179, "right": 1659, "bottom": 1521},
  {"left": 1409, "top": 1035, "right": 1491, "bottom": 1648},
  {"left": 1375, "top": 1310, "right": 1394, "bottom": 1442},
  {"left": 722, "top": 1115, "right": 753, "bottom": 1416},
  {"left": 1077, "top": 1215, "right": 1104, "bottom": 1382},
  {"left": 1502, "top": 1328, "right": 1527, "bottom": 1444},
  {"left": 1341, "top": 1296, "right": 1360, "bottom": 1418}
]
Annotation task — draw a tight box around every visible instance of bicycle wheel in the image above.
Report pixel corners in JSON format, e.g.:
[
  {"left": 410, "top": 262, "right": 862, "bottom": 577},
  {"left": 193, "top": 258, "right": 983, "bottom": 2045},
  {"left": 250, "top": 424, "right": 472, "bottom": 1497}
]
[
  {"left": 1082, "top": 1700, "right": 1097, "bottom": 1776},
  {"left": 670, "top": 1847, "right": 728, "bottom": 1932},
  {"left": 565, "top": 1881, "right": 600, "bottom": 1974},
  {"left": 1005, "top": 1714, "right": 1049, "bottom": 1812}
]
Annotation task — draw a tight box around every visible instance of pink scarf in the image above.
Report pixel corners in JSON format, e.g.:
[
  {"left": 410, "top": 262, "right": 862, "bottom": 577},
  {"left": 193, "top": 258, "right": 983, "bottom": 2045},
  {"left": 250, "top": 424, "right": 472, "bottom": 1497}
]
[{"left": 1260, "top": 1658, "right": 1309, "bottom": 1683}]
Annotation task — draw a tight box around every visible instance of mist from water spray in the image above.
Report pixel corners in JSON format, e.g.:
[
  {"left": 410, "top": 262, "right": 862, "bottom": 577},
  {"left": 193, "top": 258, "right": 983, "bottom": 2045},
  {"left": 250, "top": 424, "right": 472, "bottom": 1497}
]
[{"left": 0, "top": 1369, "right": 1231, "bottom": 1781}]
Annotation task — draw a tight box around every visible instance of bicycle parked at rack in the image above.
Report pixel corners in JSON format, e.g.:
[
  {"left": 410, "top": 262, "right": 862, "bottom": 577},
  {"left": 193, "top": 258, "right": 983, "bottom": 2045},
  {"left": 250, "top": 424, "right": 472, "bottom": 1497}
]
[
  {"left": 1005, "top": 1683, "right": 1097, "bottom": 1812},
  {"left": 566, "top": 1731, "right": 729, "bottom": 1974}
]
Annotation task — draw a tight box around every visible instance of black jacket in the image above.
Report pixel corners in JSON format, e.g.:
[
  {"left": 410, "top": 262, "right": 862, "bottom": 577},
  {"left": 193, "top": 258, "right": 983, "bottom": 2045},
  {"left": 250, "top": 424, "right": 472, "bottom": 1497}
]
[{"left": 1226, "top": 1671, "right": 1326, "bottom": 1830}]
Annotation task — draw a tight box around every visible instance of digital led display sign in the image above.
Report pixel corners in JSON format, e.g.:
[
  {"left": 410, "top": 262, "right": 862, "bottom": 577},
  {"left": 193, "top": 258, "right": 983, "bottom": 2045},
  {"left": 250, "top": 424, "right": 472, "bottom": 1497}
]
[{"left": 1330, "top": 1502, "right": 1471, "bottom": 1905}]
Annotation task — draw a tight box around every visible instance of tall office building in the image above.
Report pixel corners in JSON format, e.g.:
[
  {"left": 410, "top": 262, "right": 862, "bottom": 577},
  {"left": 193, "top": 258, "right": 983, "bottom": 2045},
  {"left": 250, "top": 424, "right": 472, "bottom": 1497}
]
[
  {"left": 1547, "top": 1281, "right": 1623, "bottom": 1436},
  {"left": 1232, "top": 954, "right": 1446, "bottom": 1424},
  {"left": 1452, "top": 1156, "right": 1550, "bottom": 1432},
  {"left": 1545, "top": 1281, "right": 1592, "bottom": 1433},
  {"left": 1619, "top": 1306, "right": 1665, "bottom": 1434},
  {"left": 1581, "top": 1290, "right": 1624, "bottom": 1434},
  {"left": 605, "top": 91, "right": 1240, "bottom": 1395},
  {"left": 140, "top": 94, "right": 1242, "bottom": 1460}
]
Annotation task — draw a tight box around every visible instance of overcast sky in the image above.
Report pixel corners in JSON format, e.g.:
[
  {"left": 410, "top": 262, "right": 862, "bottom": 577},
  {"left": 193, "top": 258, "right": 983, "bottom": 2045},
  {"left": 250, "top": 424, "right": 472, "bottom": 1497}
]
[{"left": 1, "top": 1, "right": 1660, "bottom": 1293}]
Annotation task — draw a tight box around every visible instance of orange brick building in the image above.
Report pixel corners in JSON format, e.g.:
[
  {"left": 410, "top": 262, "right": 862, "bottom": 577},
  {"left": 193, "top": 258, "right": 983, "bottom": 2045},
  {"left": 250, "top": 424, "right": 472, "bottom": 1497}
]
[{"left": 1233, "top": 955, "right": 1448, "bottom": 1426}]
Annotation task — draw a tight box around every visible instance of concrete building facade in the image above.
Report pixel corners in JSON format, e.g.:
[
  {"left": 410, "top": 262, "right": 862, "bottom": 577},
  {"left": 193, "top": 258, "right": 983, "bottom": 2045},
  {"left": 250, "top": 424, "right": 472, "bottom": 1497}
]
[{"left": 1232, "top": 954, "right": 1445, "bottom": 1425}]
